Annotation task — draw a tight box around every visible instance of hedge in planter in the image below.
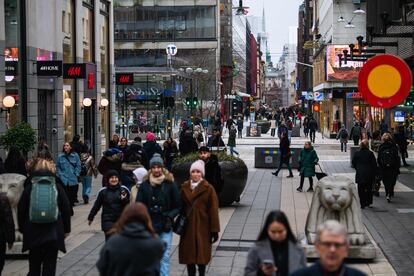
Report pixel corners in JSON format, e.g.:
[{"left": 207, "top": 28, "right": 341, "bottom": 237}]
[{"left": 171, "top": 152, "right": 248, "bottom": 206}]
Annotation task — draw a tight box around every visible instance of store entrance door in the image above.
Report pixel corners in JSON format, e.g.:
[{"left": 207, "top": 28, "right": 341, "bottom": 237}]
[
  {"left": 84, "top": 99, "right": 97, "bottom": 159},
  {"left": 38, "top": 90, "right": 54, "bottom": 149}
]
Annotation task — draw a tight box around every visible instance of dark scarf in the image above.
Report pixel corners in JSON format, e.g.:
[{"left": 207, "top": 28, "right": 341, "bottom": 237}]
[{"left": 270, "top": 239, "right": 288, "bottom": 276}]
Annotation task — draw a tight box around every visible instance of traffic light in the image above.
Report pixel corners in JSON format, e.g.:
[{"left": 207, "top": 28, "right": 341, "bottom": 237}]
[
  {"left": 186, "top": 97, "right": 191, "bottom": 106},
  {"left": 163, "top": 96, "right": 175, "bottom": 108},
  {"left": 313, "top": 103, "right": 320, "bottom": 113},
  {"left": 193, "top": 97, "right": 198, "bottom": 107},
  {"left": 185, "top": 97, "right": 198, "bottom": 107}
]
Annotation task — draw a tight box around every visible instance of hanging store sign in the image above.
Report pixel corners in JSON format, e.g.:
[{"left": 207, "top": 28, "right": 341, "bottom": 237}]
[
  {"left": 5, "top": 61, "right": 18, "bottom": 76},
  {"left": 63, "top": 63, "right": 86, "bottom": 79},
  {"left": 37, "top": 60, "right": 62, "bottom": 77},
  {"left": 346, "top": 92, "right": 362, "bottom": 99},
  {"left": 358, "top": 54, "right": 412, "bottom": 108},
  {"left": 314, "top": 92, "right": 324, "bottom": 101},
  {"left": 116, "top": 73, "right": 134, "bottom": 85},
  {"left": 166, "top": 44, "right": 178, "bottom": 56}
]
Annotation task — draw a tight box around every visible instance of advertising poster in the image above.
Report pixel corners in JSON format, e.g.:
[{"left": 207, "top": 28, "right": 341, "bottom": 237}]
[
  {"left": 326, "top": 45, "right": 363, "bottom": 82},
  {"left": 250, "top": 122, "right": 258, "bottom": 137}
]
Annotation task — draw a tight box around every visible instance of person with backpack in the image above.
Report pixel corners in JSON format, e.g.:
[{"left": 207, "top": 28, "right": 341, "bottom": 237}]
[
  {"left": 308, "top": 117, "right": 318, "bottom": 143},
  {"left": 57, "top": 142, "right": 81, "bottom": 208},
  {"left": 0, "top": 193, "right": 15, "bottom": 274},
  {"left": 17, "top": 159, "right": 71, "bottom": 276},
  {"left": 136, "top": 154, "right": 181, "bottom": 276},
  {"left": 88, "top": 170, "right": 130, "bottom": 241},
  {"left": 79, "top": 144, "right": 98, "bottom": 204},
  {"left": 350, "top": 122, "right": 362, "bottom": 146},
  {"left": 377, "top": 133, "right": 400, "bottom": 203},
  {"left": 336, "top": 125, "right": 349, "bottom": 152}
]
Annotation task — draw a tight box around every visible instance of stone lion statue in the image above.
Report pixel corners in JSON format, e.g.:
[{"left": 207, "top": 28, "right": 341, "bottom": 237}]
[
  {"left": 305, "top": 175, "right": 365, "bottom": 245},
  {"left": 0, "top": 173, "right": 27, "bottom": 242}
]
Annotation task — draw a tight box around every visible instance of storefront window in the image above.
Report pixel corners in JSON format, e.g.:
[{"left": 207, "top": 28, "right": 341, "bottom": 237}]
[
  {"left": 63, "top": 0, "right": 75, "bottom": 142},
  {"left": 100, "top": 4, "right": 110, "bottom": 145},
  {"left": 83, "top": 5, "right": 94, "bottom": 62}
]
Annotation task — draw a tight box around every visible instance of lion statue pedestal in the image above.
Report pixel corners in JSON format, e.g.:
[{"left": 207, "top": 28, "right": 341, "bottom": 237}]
[
  {"left": 303, "top": 176, "right": 376, "bottom": 259},
  {"left": 0, "top": 173, "right": 27, "bottom": 255}
]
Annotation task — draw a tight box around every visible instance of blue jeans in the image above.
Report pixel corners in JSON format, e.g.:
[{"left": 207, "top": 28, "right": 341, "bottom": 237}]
[
  {"left": 81, "top": 176, "right": 92, "bottom": 198},
  {"left": 159, "top": 231, "right": 173, "bottom": 276},
  {"left": 230, "top": 146, "right": 239, "bottom": 156}
]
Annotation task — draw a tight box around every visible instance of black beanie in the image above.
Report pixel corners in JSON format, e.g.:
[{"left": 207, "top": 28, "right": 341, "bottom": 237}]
[{"left": 106, "top": 170, "right": 119, "bottom": 179}]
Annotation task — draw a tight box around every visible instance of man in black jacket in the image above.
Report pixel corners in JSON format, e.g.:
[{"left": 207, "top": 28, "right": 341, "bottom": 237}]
[
  {"left": 0, "top": 193, "right": 14, "bottom": 274},
  {"left": 137, "top": 154, "right": 181, "bottom": 276},
  {"left": 198, "top": 146, "right": 223, "bottom": 195},
  {"left": 292, "top": 220, "right": 366, "bottom": 276}
]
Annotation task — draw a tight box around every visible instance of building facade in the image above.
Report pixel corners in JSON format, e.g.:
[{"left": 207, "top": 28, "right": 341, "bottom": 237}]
[{"left": 1, "top": 0, "right": 115, "bottom": 159}]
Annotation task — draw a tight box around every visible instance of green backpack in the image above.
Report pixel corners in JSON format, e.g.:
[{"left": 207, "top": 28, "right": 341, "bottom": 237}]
[{"left": 29, "top": 176, "right": 59, "bottom": 223}]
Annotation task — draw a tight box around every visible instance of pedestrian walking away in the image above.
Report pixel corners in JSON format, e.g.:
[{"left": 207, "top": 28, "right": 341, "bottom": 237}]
[
  {"left": 143, "top": 132, "right": 163, "bottom": 169},
  {"left": 237, "top": 116, "right": 244, "bottom": 138},
  {"left": 17, "top": 159, "right": 71, "bottom": 276},
  {"left": 336, "top": 125, "right": 349, "bottom": 152},
  {"left": 0, "top": 193, "right": 15, "bottom": 274},
  {"left": 137, "top": 153, "right": 181, "bottom": 276},
  {"left": 352, "top": 140, "right": 377, "bottom": 208},
  {"left": 297, "top": 141, "right": 319, "bottom": 192},
  {"left": 244, "top": 211, "right": 306, "bottom": 276},
  {"left": 228, "top": 125, "right": 239, "bottom": 157},
  {"left": 96, "top": 203, "right": 164, "bottom": 276},
  {"left": 377, "top": 133, "right": 400, "bottom": 203},
  {"left": 394, "top": 125, "right": 410, "bottom": 166},
  {"left": 272, "top": 133, "right": 293, "bottom": 178},
  {"left": 79, "top": 144, "right": 98, "bottom": 204},
  {"left": 350, "top": 123, "right": 362, "bottom": 146},
  {"left": 198, "top": 146, "right": 224, "bottom": 196},
  {"left": 56, "top": 142, "right": 81, "bottom": 209},
  {"left": 292, "top": 220, "right": 366, "bottom": 276},
  {"left": 308, "top": 117, "right": 318, "bottom": 143},
  {"left": 4, "top": 147, "right": 27, "bottom": 176},
  {"left": 179, "top": 160, "right": 220, "bottom": 276},
  {"left": 88, "top": 170, "right": 130, "bottom": 240}
]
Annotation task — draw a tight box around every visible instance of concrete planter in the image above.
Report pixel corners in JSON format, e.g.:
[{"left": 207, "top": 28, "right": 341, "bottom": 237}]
[
  {"left": 171, "top": 159, "right": 248, "bottom": 206},
  {"left": 256, "top": 121, "right": 271, "bottom": 134}
]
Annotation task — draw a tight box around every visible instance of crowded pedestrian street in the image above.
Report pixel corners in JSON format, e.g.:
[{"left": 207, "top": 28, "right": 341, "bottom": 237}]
[{"left": 3, "top": 130, "right": 413, "bottom": 275}]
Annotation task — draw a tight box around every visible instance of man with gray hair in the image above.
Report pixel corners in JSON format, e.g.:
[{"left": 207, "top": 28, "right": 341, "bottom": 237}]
[{"left": 292, "top": 220, "right": 366, "bottom": 276}]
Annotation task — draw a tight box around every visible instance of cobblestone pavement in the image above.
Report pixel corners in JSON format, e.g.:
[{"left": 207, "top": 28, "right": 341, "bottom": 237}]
[{"left": 4, "top": 131, "right": 414, "bottom": 276}]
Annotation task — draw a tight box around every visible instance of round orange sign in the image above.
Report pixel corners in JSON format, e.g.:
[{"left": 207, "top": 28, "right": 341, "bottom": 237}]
[
  {"left": 358, "top": 54, "right": 412, "bottom": 108},
  {"left": 313, "top": 103, "right": 320, "bottom": 113}
]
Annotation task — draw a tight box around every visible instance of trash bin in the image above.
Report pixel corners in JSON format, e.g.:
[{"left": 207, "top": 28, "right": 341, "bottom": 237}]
[{"left": 254, "top": 147, "right": 301, "bottom": 168}]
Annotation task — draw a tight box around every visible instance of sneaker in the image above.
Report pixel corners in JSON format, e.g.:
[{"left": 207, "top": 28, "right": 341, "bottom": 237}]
[
  {"left": 386, "top": 196, "right": 391, "bottom": 203},
  {"left": 307, "top": 187, "right": 314, "bottom": 192},
  {"left": 287, "top": 174, "right": 294, "bottom": 178},
  {"left": 296, "top": 187, "right": 303, "bottom": 192}
]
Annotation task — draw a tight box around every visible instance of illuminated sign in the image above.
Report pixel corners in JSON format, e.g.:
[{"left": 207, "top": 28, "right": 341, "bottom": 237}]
[
  {"left": 346, "top": 92, "right": 363, "bottom": 99},
  {"left": 87, "top": 72, "right": 95, "bottom": 89},
  {"left": 116, "top": 73, "right": 134, "bottom": 85},
  {"left": 37, "top": 61, "right": 62, "bottom": 77},
  {"left": 63, "top": 63, "right": 86, "bottom": 79}
]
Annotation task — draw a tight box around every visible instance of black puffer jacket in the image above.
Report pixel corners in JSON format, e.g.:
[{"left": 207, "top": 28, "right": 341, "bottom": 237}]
[
  {"left": 88, "top": 184, "right": 130, "bottom": 232},
  {"left": 96, "top": 222, "right": 164, "bottom": 276},
  {"left": 143, "top": 142, "right": 163, "bottom": 169},
  {"left": 352, "top": 148, "right": 377, "bottom": 184},
  {"left": 204, "top": 154, "right": 223, "bottom": 195}
]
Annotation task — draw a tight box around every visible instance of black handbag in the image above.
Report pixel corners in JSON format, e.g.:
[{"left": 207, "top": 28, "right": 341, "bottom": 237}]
[{"left": 173, "top": 197, "right": 200, "bottom": 236}]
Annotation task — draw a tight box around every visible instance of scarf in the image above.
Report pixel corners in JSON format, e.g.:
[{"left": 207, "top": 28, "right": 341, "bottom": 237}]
[
  {"left": 149, "top": 173, "right": 165, "bottom": 186},
  {"left": 191, "top": 179, "right": 203, "bottom": 190}
]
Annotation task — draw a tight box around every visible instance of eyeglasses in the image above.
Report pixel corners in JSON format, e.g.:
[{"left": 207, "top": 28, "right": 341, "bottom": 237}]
[{"left": 318, "top": 241, "right": 347, "bottom": 249}]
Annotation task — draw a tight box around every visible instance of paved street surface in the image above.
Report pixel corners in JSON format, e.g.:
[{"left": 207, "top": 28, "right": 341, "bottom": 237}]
[{"left": 4, "top": 131, "right": 414, "bottom": 276}]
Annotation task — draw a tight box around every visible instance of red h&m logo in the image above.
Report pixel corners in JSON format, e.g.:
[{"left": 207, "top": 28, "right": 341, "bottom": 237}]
[
  {"left": 88, "top": 72, "right": 95, "bottom": 89},
  {"left": 63, "top": 63, "right": 86, "bottom": 79},
  {"left": 116, "top": 73, "right": 134, "bottom": 85}
]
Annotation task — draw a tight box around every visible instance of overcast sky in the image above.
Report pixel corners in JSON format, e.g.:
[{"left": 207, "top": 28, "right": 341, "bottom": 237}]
[{"left": 242, "top": 0, "right": 303, "bottom": 62}]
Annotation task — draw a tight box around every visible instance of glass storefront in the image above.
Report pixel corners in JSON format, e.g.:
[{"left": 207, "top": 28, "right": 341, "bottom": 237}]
[
  {"left": 63, "top": 0, "right": 75, "bottom": 142},
  {"left": 83, "top": 4, "right": 94, "bottom": 62},
  {"left": 100, "top": 1, "right": 110, "bottom": 145},
  {"left": 352, "top": 100, "right": 384, "bottom": 133},
  {"left": 114, "top": 5, "right": 216, "bottom": 41}
]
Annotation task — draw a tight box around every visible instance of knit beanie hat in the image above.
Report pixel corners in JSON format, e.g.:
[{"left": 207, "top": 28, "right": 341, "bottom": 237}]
[
  {"left": 149, "top": 153, "right": 164, "bottom": 168},
  {"left": 133, "top": 167, "right": 148, "bottom": 184},
  {"left": 106, "top": 169, "right": 119, "bottom": 179},
  {"left": 146, "top": 132, "right": 155, "bottom": 142},
  {"left": 190, "top": 160, "right": 205, "bottom": 176}
]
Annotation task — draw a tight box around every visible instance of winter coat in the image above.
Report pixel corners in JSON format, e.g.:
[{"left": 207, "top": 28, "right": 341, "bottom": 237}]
[
  {"left": 244, "top": 239, "right": 306, "bottom": 276},
  {"left": 270, "top": 119, "right": 276, "bottom": 129},
  {"left": 377, "top": 142, "right": 400, "bottom": 177},
  {"left": 80, "top": 153, "right": 98, "bottom": 178},
  {"left": 352, "top": 148, "right": 377, "bottom": 184},
  {"left": 350, "top": 125, "right": 362, "bottom": 139},
  {"left": 120, "top": 162, "right": 143, "bottom": 190},
  {"left": 336, "top": 128, "right": 349, "bottom": 143},
  {"left": 4, "top": 158, "right": 27, "bottom": 176},
  {"left": 163, "top": 141, "right": 179, "bottom": 166},
  {"left": 207, "top": 135, "right": 225, "bottom": 148},
  {"left": 204, "top": 154, "right": 223, "bottom": 195},
  {"left": 88, "top": 184, "right": 130, "bottom": 232},
  {"left": 228, "top": 129, "right": 237, "bottom": 147},
  {"left": 0, "top": 193, "right": 15, "bottom": 248},
  {"left": 277, "top": 125, "right": 288, "bottom": 138},
  {"left": 56, "top": 152, "right": 81, "bottom": 186},
  {"left": 118, "top": 145, "right": 130, "bottom": 160},
  {"left": 299, "top": 147, "right": 319, "bottom": 177},
  {"left": 98, "top": 150, "right": 123, "bottom": 186},
  {"left": 17, "top": 174, "right": 71, "bottom": 253},
  {"left": 394, "top": 132, "right": 409, "bottom": 152},
  {"left": 179, "top": 180, "right": 220, "bottom": 265},
  {"left": 237, "top": 119, "right": 244, "bottom": 130},
  {"left": 179, "top": 136, "right": 199, "bottom": 156},
  {"left": 137, "top": 170, "right": 181, "bottom": 234},
  {"left": 96, "top": 222, "right": 164, "bottom": 276},
  {"left": 292, "top": 261, "right": 366, "bottom": 276},
  {"left": 279, "top": 137, "right": 291, "bottom": 163},
  {"left": 70, "top": 141, "right": 83, "bottom": 156},
  {"left": 308, "top": 119, "right": 318, "bottom": 131},
  {"left": 143, "top": 141, "right": 163, "bottom": 169}
]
